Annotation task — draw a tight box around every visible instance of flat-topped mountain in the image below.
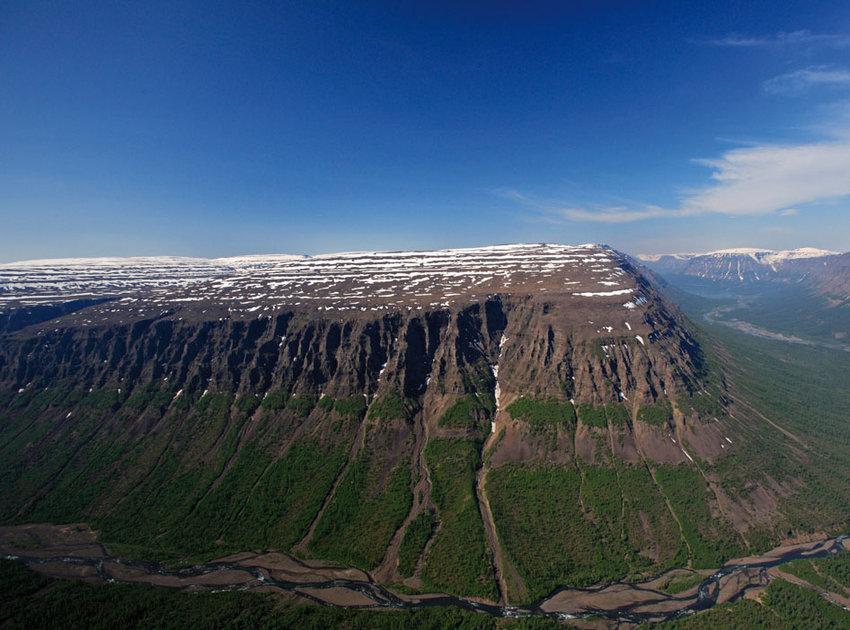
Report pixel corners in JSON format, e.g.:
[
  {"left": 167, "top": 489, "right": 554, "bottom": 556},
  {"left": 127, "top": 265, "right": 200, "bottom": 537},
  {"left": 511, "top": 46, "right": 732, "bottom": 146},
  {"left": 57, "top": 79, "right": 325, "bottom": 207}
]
[
  {"left": 639, "top": 247, "right": 837, "bottom": 266},
  {"left": 1, "top": 243, "right": 632, "bottom": 313},
  {"left": 1, "top": 242, "right": 847, "bottom": 607}
]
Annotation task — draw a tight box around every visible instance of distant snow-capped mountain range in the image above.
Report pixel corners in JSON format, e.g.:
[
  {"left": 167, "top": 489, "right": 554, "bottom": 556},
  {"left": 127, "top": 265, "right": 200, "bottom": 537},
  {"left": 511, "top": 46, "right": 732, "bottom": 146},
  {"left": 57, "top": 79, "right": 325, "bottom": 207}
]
[
  {"left": 638, "top": 247, "right": 838, "bottom": 267},
  {"left": 638, "top": 247, "right": 849, "bottom": 294}
]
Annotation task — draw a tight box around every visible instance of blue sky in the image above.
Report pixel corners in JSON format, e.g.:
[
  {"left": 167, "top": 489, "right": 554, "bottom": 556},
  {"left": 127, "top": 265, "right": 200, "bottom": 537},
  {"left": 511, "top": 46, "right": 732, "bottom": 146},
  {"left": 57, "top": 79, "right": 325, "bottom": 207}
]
[{"left": 2, "top": 1, "right": 850, "bottom": 261}]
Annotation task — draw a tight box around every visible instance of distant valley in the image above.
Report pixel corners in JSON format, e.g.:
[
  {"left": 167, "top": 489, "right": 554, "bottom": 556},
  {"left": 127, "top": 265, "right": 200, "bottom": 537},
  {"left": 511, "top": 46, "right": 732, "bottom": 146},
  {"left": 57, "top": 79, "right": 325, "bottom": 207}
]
[{"left": 639, "top": 247, "right": 850, "bottom": 349}]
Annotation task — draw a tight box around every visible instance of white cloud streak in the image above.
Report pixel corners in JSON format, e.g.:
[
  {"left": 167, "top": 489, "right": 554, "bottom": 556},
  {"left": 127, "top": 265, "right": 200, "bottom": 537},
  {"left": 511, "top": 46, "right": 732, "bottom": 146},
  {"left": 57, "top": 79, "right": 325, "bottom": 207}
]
[
  {"left": 763, "top": 67, "right": 850, "bottom": 95},
  {"left": 512, "top": 31, "right": 850, "bottom": 224},
  {"left": 548, "top": 205, "right": 687, "bottom": 223},
  {"left": 683, "top": 141, "right": 850, "bottom": 215},
  {"left": 709, "top": 30, "right": 850, "bottom": 49},
  {"left": 511, "top": 137, "right": 850, "bottom": 223}
]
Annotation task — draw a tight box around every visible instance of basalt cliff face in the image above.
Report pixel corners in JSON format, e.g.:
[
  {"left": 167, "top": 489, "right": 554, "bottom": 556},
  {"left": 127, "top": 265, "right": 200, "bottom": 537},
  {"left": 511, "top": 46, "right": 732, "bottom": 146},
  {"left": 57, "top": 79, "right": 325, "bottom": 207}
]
[{"left": 0, "top": 244, "right": 837, "bottom": 604}]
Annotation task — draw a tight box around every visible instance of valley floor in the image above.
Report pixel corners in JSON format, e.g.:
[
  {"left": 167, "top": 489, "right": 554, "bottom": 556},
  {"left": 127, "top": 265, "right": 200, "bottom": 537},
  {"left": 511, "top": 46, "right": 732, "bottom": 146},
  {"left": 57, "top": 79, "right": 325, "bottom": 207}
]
[
  {"left": 2, "top": 522, "right": 849, "bottom": 627},
  {"left": 702, "top": 302, "right": 850, "bottom": 353}
]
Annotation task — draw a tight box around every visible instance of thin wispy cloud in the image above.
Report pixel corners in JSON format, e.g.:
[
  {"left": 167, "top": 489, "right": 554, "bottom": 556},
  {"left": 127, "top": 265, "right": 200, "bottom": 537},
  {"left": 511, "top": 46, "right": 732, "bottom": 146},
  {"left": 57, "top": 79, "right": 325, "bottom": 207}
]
[
  {"left": 763, "top": 67, "right": 850, "bottom": 95},
  {"left": 548, "top": 205, "right": 686, "bottom": 224},
  {"left": 708, "top": 30, "right": 850, "bottom": 49},
  {"left": 500, "top": 191, "right": 686, "bottom": 224},
  {"left": 508, "top": 135, "right": 850, "bottom": 223}
]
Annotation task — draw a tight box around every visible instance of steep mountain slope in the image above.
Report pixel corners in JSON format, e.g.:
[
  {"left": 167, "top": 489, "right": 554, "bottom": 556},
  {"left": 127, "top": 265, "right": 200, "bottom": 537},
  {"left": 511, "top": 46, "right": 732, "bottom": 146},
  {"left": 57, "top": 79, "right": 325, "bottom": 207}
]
[
  {"left": 785, "top": 251, "right": 850, "bottom": 300},
  {"left": 0, "top": 244, "right": 847, "bottom": 606}
]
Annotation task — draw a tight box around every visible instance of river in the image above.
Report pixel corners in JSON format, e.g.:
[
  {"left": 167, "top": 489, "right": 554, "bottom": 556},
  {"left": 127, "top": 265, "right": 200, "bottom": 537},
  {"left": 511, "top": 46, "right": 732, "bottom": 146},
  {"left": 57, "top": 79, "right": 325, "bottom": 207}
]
[{"left": 3, "top": 525, "right": 847, "bottom": 625}]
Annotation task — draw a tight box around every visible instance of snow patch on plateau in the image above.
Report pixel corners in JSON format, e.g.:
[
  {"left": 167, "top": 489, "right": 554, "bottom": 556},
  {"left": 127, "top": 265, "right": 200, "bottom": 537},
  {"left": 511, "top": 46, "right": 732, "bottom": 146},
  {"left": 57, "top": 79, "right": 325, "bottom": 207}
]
[{"left": 573, "top": 288, "right": 634, "bottom": 297}]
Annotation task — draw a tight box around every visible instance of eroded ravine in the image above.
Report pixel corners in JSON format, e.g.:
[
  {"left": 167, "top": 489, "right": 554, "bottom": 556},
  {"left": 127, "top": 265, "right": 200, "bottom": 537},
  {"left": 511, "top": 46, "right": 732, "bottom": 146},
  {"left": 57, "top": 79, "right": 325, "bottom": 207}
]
[{"left": 475, "top": 443, "right": 508, "bottom": 604}]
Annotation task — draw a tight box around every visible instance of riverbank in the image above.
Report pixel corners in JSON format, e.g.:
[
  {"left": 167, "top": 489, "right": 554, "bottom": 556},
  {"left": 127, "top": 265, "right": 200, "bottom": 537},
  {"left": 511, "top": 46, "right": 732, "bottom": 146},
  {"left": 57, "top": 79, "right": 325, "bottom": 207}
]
[{"left": 2, "top": 523, "right": 847, "bottom": 627}]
